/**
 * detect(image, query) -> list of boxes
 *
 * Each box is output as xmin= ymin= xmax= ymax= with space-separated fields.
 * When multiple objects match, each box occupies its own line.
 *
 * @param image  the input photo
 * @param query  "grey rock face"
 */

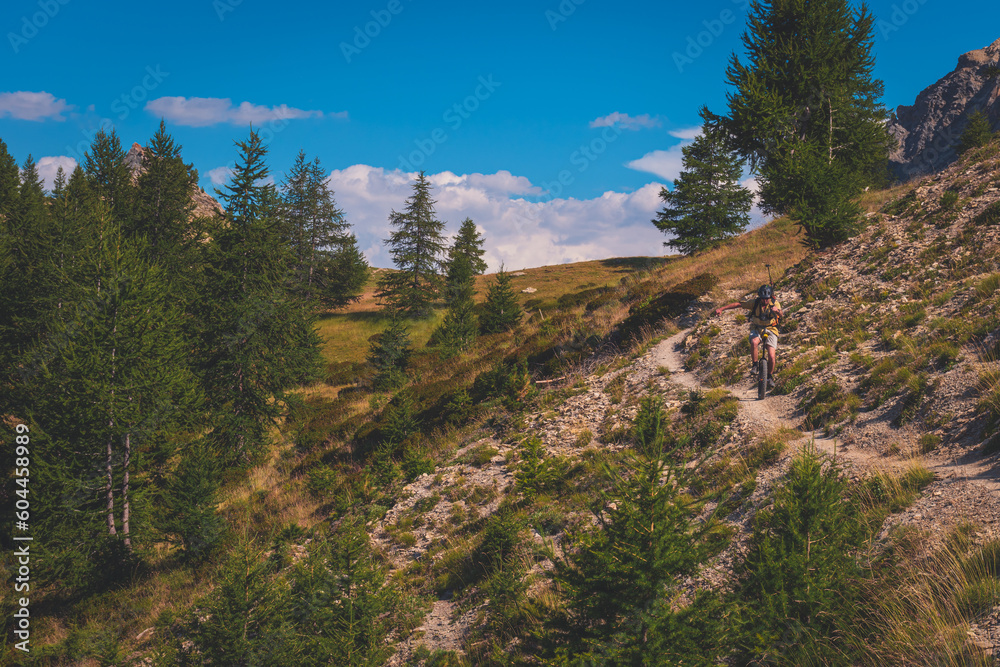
xmin=887 ymin=37 xmax=1000 ymax=180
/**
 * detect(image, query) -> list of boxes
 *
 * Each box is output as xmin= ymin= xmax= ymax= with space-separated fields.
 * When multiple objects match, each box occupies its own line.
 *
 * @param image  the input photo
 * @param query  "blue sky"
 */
xmin=2 ymin=0 xmax=997 ymax=268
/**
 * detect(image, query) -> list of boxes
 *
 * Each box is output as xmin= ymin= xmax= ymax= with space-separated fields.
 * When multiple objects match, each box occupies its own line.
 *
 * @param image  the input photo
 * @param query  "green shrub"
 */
xmin=939 ymin=189 xmax=959 ymax=210
xmin=973 ymin=201 xmax=1000 ymax=226
xmin=918 ymin=433 xmax=942 ymax=453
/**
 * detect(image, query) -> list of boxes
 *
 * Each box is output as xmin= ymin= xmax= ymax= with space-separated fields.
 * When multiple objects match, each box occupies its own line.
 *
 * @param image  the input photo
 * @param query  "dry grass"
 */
xmin=643 ymin=215 xmax=810 ymax=296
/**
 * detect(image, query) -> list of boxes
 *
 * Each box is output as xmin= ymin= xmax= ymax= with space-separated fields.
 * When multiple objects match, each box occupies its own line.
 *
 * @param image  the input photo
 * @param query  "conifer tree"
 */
xmin=200 ymin=130 xmax=320 ymax=465
xmin=83 ymin=127 xmax=135 ymax=226
xmin=187 ymin=538 xmax=295 ymax=664
xmin=367 ymin=313 xmax=412 ymax=391
xmin=279 ymin=151 xmax=368 ymax=308
xmin=447 ymin=217 xmax=488 ymax=276
xmin=0 ymin=155 xmax=56 ymax=382
xmin=134 ymin=120 xmax=197 ymax=262
xmin=712 ymin=0 xmax=892 ymax=246
xmin=435 ymin=254 xmax=478 ymax=355
xmin=653 ymin=127 xmax=753 ymax=255
xmin=0 ymin=138 xmax=18 ymax=221
xmin=957 ymin=110 xmax=996 ymax=155
xmin=550 ymin=412 xmax=718 ymax=662
xmin=480 ymin=267 xmax=522 ymax=334
xmin=30 ymin=216 xmax=200 ymax=584
xmin=286 ymin=519 xmax=404 ymax=665
xmin=375 ymin=171 xmax=447 ymax=317
xmin=733 ymin=446 xmax=861 ymax=663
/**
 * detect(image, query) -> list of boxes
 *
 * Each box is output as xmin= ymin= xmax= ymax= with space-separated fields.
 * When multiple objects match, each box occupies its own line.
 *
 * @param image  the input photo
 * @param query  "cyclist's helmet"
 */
xmin=758 ymin=285 xmax=774 ymax=300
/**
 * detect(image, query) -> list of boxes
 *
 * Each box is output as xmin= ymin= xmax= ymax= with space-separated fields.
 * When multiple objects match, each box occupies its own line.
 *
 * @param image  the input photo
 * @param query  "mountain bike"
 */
xmin=757 ymin=354 xmax=769 ymax=400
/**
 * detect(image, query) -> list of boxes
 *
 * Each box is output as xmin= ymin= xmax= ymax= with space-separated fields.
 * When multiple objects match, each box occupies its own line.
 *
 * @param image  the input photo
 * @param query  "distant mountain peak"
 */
xmin=887 ymin=36 xmax=1000 ymax=180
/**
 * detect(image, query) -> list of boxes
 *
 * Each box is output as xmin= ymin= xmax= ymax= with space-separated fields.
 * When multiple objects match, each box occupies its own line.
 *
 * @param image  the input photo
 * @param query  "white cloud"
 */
xmin=36 ymin=156 xmax=77 ymax=191
xmin=625 ymin=146 xmax=688 ymax=183
xmin=207 ymin=166 xmax=233 ymax=185
xmin=590 ymin=112 xmax=662 ymax=130
xmin=668 ymin=126 xmax=702 ymax=140
xmin=624 ymin=126 xmax=702 ymax=183
xmin=144 ymin=96 xmax=344 ymax=127
xmin=323 ymin=166 xmax=668 ymax=271
xmin=0 ymin=91 xmax=72 ymax=121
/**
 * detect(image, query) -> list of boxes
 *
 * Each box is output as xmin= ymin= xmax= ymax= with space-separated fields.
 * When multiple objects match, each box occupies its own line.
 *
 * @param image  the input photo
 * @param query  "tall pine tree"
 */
xmin=83 ymin=127 xmax=135 ymax=226
xmin=712 ymin=0 xmax=892 ymax=245
xmin=279 ymin=151 xmax=368 ymax=308
xmin=31 ymin=215 xmax=200 ymax=586
xmin=375 ymin=171 xmax=447 ymax=318
xmin=199 ymin=130 xmax=320 ymax=465
xmin=134 ymin=120 xmax=198 ymax=263
xmin=653 ymin=125 xmax=753 ymax=255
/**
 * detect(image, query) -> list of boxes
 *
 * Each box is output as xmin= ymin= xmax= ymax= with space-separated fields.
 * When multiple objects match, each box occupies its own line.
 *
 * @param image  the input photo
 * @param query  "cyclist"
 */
xmin=714 ymin=285 xmax=783 ymax=387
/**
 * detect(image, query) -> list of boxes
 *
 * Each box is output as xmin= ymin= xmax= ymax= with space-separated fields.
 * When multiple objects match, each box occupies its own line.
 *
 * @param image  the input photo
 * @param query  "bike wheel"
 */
xmin=758 ymin=356 xmax=768 ymax=400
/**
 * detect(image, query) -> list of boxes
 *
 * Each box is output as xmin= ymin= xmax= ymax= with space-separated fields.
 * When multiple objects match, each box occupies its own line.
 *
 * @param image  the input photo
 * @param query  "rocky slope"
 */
xmin=377 ymin=140 xmax=1000 ymax=662
xmin=124 ymin=142 xmax=223 ymax=218
xmin=887 ymin=36 xmax=1000 ymax=180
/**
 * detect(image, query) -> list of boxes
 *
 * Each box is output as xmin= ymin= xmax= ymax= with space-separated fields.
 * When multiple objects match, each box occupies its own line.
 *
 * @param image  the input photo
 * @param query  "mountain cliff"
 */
xmin=887 ymin=37 xmax=1000 ymax=180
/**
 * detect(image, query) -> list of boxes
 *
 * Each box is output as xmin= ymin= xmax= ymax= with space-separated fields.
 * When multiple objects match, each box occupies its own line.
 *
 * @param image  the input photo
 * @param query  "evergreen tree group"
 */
xmin=0 ymin=124 xmax=366 ymax=590
xmin=708 ymin=0 xmax=893 ymax=246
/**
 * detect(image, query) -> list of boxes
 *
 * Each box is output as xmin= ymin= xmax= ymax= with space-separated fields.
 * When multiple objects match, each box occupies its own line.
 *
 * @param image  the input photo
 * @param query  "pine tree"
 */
xmin=134 ymin=120 xmax=197 ymax=261
xmin=958 ymin=110 xmax=996 ymax=155
xmin=713 ymin=0 xmax=892 ymax=246
xmin=375 ymin=171 xmax=447 ymax=317
xmin=286 ymin=519 xmax=403 ymax=666
xmin=30 ymin=217 xmax=200 ymax=585
xmin=187 ymin=538 xmax=295 ymax=665
xmin=0 ymin=155 xmax=56 ymax=384
xmin=319 ymin=232 xmax=369 ymax=309
xmin=367 ymin=314 xmax=412 ymax=391
xmin=733 ymin=446 xmax=862 ymax=663
xmin=653 ymin=126 xmax=753 ymax=255
xmin=435 ymin=254 xmax=478 ymax=355
xmin=199 ymin=130 xmax=320 ymax=465
xmin=447 ymin=217 xmax=488 ymax=276
xmin=0 ymin=138 xmax=19 ymax=221
xmin=550 ymin=411 xmax=718 ymax=662
xmin=160 ymin=443 xmax=225 ymax=562
xmin=83 ymin=127 xmax=135 ymax=226
xmin=480 ymin=267 xmax=522 ymax=334
xmin=279 ymin=151 xmax=368 ymax=308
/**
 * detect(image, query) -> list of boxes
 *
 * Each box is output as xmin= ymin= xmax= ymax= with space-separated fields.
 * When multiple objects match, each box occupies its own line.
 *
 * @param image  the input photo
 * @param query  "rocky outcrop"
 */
xmin=887 ymin=36 xmax=1000 ymax=180
xmin=123 ymin=142 xmax=223 ymax=219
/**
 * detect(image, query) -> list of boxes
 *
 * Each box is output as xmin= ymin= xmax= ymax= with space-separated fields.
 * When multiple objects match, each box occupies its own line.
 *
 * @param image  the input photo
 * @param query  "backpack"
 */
xmin=749 ymin=295 xmax=780 ymax=328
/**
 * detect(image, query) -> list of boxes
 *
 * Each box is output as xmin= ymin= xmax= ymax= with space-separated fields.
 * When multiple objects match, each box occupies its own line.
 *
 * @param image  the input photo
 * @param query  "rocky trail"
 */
xmin=386 ymin=312 xmax=1000 ymax=660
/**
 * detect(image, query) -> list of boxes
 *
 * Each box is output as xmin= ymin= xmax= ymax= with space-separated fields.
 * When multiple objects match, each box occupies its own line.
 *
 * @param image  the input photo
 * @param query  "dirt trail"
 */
xmin=652 ymin=328 xmax=1000 ymax=541
xmin=651 ymin=328 xmax=867 ymax=466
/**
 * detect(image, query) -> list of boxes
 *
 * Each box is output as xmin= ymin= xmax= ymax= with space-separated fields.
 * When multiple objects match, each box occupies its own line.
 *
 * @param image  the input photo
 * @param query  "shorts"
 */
xmin=749 ymin=326 xmax=778 ymax=349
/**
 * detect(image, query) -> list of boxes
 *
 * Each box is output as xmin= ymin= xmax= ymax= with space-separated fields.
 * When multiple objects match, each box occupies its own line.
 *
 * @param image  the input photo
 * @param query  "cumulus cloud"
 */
xmin=36 ymin=156 xmax=78 ymax=190
xmin=144 ymin=96 xmax=344 ymax=127
xmin=624 ymin=126 xmax=702 ymax=182
xmin=207 ymin=166 xmax=234 ymax=186
xmin=590 ymin=112 xmax=662 ymax=130
xmin=0 ymin=91 xmax=72 ymax=121
xmin=323 ymin=166 xmax=668 ymax=270
xmin=625 ymin=146 xmax=688 ymax=183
